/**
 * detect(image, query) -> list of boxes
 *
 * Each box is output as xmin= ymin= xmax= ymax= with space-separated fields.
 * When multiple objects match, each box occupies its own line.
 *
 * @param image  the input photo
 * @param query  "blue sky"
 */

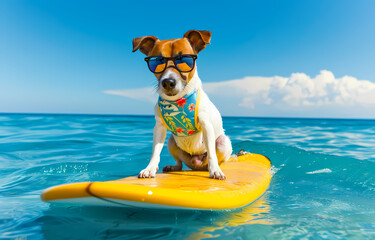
xmin=1 ymin=0 xmax=375 ymax=118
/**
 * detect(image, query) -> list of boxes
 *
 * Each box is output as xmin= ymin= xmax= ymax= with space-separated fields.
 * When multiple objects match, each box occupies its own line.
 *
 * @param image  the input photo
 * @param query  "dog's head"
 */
xmin=132 ymin=30 xmax=211 ymax=98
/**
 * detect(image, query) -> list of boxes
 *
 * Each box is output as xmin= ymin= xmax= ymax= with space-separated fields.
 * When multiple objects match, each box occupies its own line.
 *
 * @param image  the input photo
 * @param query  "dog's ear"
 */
xmin=183 ymin=30 xmax=211 ymax=54
xmin=132 ymin=36 xmax=159 ymax=55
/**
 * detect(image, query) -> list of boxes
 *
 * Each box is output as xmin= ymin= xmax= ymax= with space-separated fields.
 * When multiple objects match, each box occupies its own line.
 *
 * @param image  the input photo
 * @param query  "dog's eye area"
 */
xmin=149 ymin=57 xmax=165 ymax=63
xmin=175 ymin=56 xmax=194 ymax=72
xmin=148 ymin=57 xmax=166 ymax=73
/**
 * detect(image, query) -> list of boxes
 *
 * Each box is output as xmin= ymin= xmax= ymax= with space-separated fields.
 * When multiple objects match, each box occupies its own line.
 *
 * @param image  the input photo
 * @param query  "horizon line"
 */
xmin=1 ymin=112 xmax=375 ymax=121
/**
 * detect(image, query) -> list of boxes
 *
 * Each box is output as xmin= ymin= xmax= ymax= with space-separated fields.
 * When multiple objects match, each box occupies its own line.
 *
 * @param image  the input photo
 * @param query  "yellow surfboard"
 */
xmin=41 ymin=153 xmax=272 ymax=210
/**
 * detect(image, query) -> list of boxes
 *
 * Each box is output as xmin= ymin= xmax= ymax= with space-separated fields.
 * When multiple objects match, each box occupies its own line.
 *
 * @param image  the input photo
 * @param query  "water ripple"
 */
xmin=0 ymin=114 xmax=375 ymax=239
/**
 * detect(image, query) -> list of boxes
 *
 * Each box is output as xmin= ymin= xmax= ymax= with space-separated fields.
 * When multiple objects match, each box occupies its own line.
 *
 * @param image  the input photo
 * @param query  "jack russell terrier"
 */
xmin=132 ymin=30 xmax=232 ymax=180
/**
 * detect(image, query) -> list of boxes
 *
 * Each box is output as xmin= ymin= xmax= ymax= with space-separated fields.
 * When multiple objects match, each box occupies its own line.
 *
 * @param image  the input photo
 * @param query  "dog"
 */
xmin=132 ymin=30 xmax=232 ymax=180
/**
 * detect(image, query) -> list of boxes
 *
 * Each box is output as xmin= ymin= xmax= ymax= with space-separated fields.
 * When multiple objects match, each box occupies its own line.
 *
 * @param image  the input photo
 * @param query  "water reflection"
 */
xmin=40 ymin=194 xmax=274 ymax=240
xmin=187 ymin=195 xmax=275 ymax=239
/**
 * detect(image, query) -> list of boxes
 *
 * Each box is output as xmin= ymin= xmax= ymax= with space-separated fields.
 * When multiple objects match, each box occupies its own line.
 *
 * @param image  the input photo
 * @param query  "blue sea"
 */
xmin=1 ymin=113 xmax=375 ymax=239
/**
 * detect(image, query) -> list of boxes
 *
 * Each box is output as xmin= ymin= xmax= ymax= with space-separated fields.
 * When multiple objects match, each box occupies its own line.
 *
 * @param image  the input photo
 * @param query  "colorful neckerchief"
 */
xmin=158 ymin=88 xmax=201 ymax=136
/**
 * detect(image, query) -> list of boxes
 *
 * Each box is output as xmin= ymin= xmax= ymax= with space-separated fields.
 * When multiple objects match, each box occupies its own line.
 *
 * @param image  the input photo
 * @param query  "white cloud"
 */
xmin=103 ymin=87 xmax=156 ymax=103
xmin=103 ymin=70 xmax=375 ymax=118
xmin=204 ymin=70 xmax=375 ymax=108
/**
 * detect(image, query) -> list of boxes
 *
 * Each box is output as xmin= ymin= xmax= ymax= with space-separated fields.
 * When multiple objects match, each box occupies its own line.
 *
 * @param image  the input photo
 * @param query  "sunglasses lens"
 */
xmin=175 ymin=56 xmax=194 ymax=72
xmin=148 ymin=57 xmax=166 ymax=73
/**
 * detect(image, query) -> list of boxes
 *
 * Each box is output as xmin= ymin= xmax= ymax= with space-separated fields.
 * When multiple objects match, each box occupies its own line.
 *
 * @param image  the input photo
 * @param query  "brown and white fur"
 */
xmin=133 ymin=30 xmax=232 ymax=180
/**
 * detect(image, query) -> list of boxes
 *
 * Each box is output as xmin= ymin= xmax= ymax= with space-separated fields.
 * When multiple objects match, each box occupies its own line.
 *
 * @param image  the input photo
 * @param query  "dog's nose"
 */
xmin=161 ymin=78 xmax=176 ymax=90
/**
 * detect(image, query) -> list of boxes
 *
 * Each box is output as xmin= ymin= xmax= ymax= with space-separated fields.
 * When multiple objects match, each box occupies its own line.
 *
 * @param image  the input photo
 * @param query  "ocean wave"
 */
xmin=1 ymin=114 xmax=375 ymax=239
xmin=306 ymin=168 xmax=332 ymax=174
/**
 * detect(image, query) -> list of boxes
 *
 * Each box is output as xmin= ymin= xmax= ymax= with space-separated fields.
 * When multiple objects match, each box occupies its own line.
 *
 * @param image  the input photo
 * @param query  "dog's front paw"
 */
xmin=209 ymin=166 xmax=226 ymax=180
xmin=138 ymin=166 xmax=158 ymax=178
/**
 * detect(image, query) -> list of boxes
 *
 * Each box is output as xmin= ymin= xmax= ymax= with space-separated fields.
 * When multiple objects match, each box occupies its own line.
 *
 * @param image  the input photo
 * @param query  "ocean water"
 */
xmin=1 ymin=113 xmax=375 ymax=239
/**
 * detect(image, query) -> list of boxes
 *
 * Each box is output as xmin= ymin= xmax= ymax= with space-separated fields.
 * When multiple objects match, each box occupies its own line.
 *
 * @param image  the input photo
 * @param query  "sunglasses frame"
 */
xmin=144 ymin=54 xmax=198 ymax=73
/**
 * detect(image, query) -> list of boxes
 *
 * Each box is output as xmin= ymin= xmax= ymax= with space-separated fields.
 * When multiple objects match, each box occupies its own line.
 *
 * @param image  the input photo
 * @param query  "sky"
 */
xmin=1 ymin=0 xmax=375 ymax=118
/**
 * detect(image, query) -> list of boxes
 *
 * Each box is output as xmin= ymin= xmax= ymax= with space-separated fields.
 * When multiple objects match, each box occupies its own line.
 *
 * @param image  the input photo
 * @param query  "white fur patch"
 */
xmin=159 ymin=69 xmax=201 ymax=101
xmin=174 ymin=131 xmax=206 ymax=155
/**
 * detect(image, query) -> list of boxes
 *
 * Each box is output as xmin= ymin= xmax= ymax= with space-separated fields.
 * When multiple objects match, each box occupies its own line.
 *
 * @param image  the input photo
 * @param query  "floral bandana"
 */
xmin=158 ymin=88 xmax=201 ymax=136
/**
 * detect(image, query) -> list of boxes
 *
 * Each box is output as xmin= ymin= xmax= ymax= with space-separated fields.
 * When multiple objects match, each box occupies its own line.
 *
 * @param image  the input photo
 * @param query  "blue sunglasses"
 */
xmin=145 ymin=54 xmax=197 ymax=73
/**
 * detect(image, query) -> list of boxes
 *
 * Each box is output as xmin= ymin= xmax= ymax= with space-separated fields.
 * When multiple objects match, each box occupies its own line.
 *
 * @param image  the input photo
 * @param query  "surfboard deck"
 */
xmin=41 ymin=153 xmax=272 ymax=210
